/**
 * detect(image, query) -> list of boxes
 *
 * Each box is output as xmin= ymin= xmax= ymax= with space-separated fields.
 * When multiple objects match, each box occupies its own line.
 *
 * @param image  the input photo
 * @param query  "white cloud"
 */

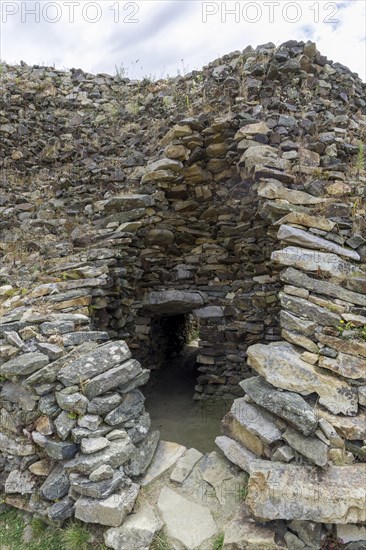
xmin=0 ymin=0 xmax=365 ymax=80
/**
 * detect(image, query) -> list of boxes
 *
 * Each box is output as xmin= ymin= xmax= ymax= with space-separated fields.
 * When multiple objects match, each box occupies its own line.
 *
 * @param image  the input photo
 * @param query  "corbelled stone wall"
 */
xmin=1 ymin=40 xmax=366 ymax=548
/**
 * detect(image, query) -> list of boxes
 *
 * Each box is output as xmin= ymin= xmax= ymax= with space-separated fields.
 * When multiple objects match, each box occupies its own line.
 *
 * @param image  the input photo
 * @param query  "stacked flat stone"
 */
xmin=217 ymin=143 xmax=366 ymax=545
xmin=0 ymin=302 xmax=156 ymax=525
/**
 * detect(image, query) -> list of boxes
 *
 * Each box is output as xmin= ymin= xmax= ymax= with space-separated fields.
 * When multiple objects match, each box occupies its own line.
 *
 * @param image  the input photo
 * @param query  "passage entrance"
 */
xmin=143 ymin=313 xmax=232 ymax=453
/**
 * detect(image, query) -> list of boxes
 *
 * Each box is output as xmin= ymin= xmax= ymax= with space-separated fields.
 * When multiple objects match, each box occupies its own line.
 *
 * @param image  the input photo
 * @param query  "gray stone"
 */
xmin=223 ymin=505 xmax=280 ymax=550
xmin=272 ymin=445 xmax=295 ymax=463
xmin=272 ymin=247 xmax=362 ymax=280
xmin=240 ymin=377 xmax=318 ymax=436
xmin=55 ymin=391 xmax=89 ymax=415
xmin=281 ymin=329 xmax=318 ymax=353
xmin=289 ymin=520 xmax=323 ymax=549
xmin=246 ymin=462 xmax=366 ymax=523
xmin=140 ymin=441 xmax=186 ymax=486
xmin=1 ymin=381 xmax=38 ymax=410
xmin=84 ymin=359 xmax=142 ymax=400
xmin=72 ymin=425 xmax=113 ymax=443
xmin=280 ymin=310 xmax=317 ymax=336
xmin=284 ymin=531 xmax=306 ymax=549
xmin=87 ymin=393 xmax=122 ymax=415
xmin=57 ymin=341 xmax=131 ymax=386
xmin=71 ymin=470 xmax=126 ymax=499
xmin=40 ymin=321 xmax=75 ymax=335
xmin=89 ymin=465 xmax=114 ymax=482
xmin=54 ymin=410 xmax=76 ymax=440
xmin=117 ymin=369 xmax=150 ymax=393
xmin=277 ymin=224 xmax=360 ymax=260
xmin=104 ymin=501 xmax=163 ymax=550
xmin=336 ymin=524 xmax=366 ymax=544
xmin=318 ymin=353 xmax=365 ymax=380
xmin=40 ymin=464 xmax=70 ymax=501
xmin=124 ymin=412 xmax=151 ymax=444
xmin=4 ymin=331 xmax=24 ymax=349
xmin=81 ymin=437 xmax=110 ymax=454
xmin=62 ymin=331 xmax=109 ymax=347
xmin=38 ymin=393 xmax=59 ymax=415
xmin=32 ymin=431 xmax=79 ymax=460
xmin=279 ymin=292 xmax=340 ymax=327
xmin=201 ymin=451 xmax=249 ymax=517
xmin=104 ymin=194 xmax=155 ymax=212
xmin=47 ymin=497 xmax=74 ymax=522
xmin=143 ymin=290 xmax=204 ymax=315
xmin=281 ymin=267 xmax=366 ymax=306
xmin=170 ymin=447 xmax=203 ymax=483
xmin=74 ymin=483 xmax=139 ymax=527
xmin=145 ymin=229 xmax=175 ymax=247
xmin=65 ymin=436 xmax=136 ymax=474
xmin=24 ymin=342 xmax=100 ymax=386
xmin=258 ymin=179 xmax=323 ymax=205
xmin=283 ymin=427 xmax=328 ymax=467
xmin=37 ymin=343 xmax=63 ymax=360
xmin=0 ymin=352 xmax=49 ymax=376
xmin=227 ymin=398 xmax=283 ymax=444
xmin=77 ymin=414 xmax=101 ymax=431
xmin=124 ymin=429 xmax=160 ymax=477
xmin=5 ymin=470 xmax=36 ymax=494
xmin=157 ymin=486 xmax=218 ymax=549
xmin=105 ymin=390 xmax=145 ymax=426
xmin=215 ymin=435 xmax=260 ymax=474
xmin=193 ymin=306 xmax=224 ymax=318
xmin=246 ymin=342 xmax=357 ymax=416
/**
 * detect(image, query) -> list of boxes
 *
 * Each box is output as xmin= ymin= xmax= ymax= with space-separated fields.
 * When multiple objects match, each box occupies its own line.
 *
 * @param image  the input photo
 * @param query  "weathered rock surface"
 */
xmin=0 ymin=352 xmax=49 ymax=376
xmin=65 ymin=436 xmax=136 ymax=474
xmin=157 ymin=486 xmax=218 ymax=549
xmin=277 ymin=225 xmax=360 ymax=260
xmin=246 ymin=462 xmax=366 ymax=524
xmin=104 ymin=501 xmax=163 ymax=550
xmin=140 ymin=441 xmax=187 ymax=486
xmin=84 ymin=359 xmax=142 ymax=400
xmin=247 ymin=342 xmax=357 ymax=415
xmin=57 ymin=341 xmax=131 ymax=385
xmin=75 ymin=483 xmax=139 ymax=527
xmin=143 ymin=290 xmax=204 ymax=314
xmin=240 ymin=377 xmax=318 ymax=436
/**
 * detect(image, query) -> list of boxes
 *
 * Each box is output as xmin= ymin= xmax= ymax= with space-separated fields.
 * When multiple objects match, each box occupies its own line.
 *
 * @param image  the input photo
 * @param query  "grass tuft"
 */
xmin=61 ymin=521 xmax=92 ymax=550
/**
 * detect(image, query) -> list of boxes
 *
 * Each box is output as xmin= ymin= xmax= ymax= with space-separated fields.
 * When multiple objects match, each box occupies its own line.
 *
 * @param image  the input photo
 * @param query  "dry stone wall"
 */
xmin=1 ymin=39 xmax=366 ymax=548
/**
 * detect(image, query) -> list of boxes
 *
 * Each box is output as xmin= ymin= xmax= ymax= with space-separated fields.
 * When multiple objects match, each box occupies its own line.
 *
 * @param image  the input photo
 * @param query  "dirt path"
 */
xmin=144 ymin=342 xmax=233 ymax=454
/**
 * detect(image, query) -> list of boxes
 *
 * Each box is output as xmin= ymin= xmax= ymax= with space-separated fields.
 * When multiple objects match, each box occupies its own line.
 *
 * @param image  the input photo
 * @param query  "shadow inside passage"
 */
xmin=144 ymin=341 xmax=233 ymax=454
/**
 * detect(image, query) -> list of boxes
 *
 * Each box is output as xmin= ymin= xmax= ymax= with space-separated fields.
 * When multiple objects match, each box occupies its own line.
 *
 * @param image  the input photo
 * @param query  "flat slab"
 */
xmin=140 ymin=441 xmax=186 ymax=486
xmin=157 ymin=486 xmax=218 ymax=549
xmin=104 ymin=501 xmax=162 ymax=550
xmin=75 ymin=483 xmax=139 ymax=527
xmin=246 ymin=341 xmax=357 ymax=416
xmin=143 ymin=290 xmax=204 ymax=315
xmin=246 ymin=461 xmax=366 ymax=524
xmin=223 ymin=504 xmax=282 ymax=549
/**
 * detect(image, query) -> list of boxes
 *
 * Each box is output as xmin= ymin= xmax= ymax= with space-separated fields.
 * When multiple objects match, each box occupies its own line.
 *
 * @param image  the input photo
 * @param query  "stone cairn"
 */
xmin=0 ymin=40 xmax=366 ymax=548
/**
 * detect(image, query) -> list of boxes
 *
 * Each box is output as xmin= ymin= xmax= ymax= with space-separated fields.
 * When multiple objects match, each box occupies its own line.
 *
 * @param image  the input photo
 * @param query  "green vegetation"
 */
xmin=211 ymin=531 xmax=224 ymax=550
xmin=61 ymin=522 xmax=93 ymax=549
xmin=338 ymin=320 xmax=366 ymax=340
xmin=151 ymin=530 xmax=172 ymax=550
xmin=237 ymin=479 xmax=249 ymax=502
xmin=356 ymin=140 xmax=365 ymax=176
xmin=0 ymin=507 xmax=107 ymax=550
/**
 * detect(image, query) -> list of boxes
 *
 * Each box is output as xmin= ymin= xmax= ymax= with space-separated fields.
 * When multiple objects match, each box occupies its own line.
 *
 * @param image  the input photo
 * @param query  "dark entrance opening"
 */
xmin=144 ymin=313 xmax=231 ymax=453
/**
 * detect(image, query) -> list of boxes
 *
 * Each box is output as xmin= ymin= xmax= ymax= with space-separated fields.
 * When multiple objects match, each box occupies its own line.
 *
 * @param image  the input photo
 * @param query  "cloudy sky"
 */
xmin=1 ymin=0 xmax=365 ymax=80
